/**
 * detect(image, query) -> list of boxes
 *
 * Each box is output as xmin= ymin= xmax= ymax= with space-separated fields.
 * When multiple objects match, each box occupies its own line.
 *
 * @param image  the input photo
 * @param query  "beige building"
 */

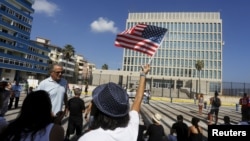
xmin=91 ymin=12 xmax=224 ymax=98
xmin=122 ymin=12 xmax=223 ymax=95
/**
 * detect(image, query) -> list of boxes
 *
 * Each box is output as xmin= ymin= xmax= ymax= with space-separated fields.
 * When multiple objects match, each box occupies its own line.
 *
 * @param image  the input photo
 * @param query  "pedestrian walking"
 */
xmin=198 ymin=94 xmax=204 ymax=115
xmin=8 ymin=81 xmax=22 ymax=109
xmin=36 ymin=63 xmax=68 ymax=118
xmin=0 ymin=90 xmax=65 ymax=141
xmin=208 ymin=91 xmax=221 ymax=125
xmin=65 ymin=85 xmax=85 ymax=140
xmin=78 ymin=64 xmax=150 ymax=141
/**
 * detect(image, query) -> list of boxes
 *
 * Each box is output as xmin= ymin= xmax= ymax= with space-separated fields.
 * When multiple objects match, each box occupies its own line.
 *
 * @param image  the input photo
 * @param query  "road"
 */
xmin=5 ymin=93 xmax=241 ymax=141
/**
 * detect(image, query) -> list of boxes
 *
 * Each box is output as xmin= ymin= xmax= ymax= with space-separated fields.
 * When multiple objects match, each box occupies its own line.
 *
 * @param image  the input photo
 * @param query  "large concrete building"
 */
xmin=93 ymin=12 xmax=223 ymax=97
xmin=126 ymin=12 xmax=223 ymax=94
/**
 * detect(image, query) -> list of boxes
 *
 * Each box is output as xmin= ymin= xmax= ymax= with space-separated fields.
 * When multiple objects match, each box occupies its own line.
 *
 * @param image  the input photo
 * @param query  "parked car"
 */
xmin=127 ymin=88 xmax=137 ymax=98
xmin=127 ymin=89 xmax=150 ymax=99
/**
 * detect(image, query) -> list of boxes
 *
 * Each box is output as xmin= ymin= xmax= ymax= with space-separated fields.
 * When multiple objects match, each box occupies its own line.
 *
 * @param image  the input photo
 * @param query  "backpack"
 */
xmin=213 ymin=97 xmax=221 ymax=107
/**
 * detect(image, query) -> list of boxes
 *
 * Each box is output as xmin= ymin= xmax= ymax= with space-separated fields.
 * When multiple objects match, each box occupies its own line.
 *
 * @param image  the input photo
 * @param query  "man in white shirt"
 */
xmin=36 ymin=63 xmax=68 ymax=118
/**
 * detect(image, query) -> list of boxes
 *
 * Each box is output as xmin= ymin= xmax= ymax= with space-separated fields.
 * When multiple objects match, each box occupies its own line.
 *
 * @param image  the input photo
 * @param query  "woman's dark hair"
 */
xmin=90 ymin=103 xmax=130 ymax=130
xmin=191 ymin=117 xmax=200 ymax=133
xmin=224 ymin=116 xmax=230 ymax=124
xmin=0 ymin=90 xmax=53 ymax=141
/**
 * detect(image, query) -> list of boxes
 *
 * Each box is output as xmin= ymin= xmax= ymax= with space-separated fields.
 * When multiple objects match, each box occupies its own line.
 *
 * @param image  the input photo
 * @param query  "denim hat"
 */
xmin=92 ymin=82 xmax=129 ymax=117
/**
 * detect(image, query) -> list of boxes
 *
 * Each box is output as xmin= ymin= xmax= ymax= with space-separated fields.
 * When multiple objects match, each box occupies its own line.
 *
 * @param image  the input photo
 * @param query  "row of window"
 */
xmin=0 ymin=57 xmax=48 ymax=71
xmin=150 ymin=50 xmax=221 ymax=60
xmin=126 ymin=50 xmax=222 ymax=60
xmin=167 ymin=32 xmax=221 ymax=41
xmin=163 ymin=41 xmax=222 ymax=50
xmin=0 ymin=4 xmax=32 ymax=24
xmin=127 ymin=21 xmax=221 ymax=33
xmin=0 ymin=38 xmax=47 ymax=63
xmin=1 ymin=6 xmax=31 ymax=33
xmin=1 ymin=19 xmax=30 ymax=42
xmin=130 ymin=12 xmax=220 ymax=21
xmin=123 ymin=65 xmax=221 ymax=79
xmin=124 ymin=57 xmax=221 ymax=69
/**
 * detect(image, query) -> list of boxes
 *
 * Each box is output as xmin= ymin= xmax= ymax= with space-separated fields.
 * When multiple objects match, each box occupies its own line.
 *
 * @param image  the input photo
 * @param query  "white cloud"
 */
xmin=32 ymin=0 xmax=60 ymax=17
xmin=90 ymin=17 xmax=118 ymax=34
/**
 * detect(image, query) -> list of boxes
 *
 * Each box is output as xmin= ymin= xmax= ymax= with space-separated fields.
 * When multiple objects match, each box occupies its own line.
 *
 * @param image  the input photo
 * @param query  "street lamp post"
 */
xmin=162 ymin=77 xmax=164 ymax=97
xmin=177 ymin=79 xmax=180 ymax=98
xmin=170 ymin=79 xmax=172 ymax=103
xmin=129 ymin=73 xmax=132 ymax=89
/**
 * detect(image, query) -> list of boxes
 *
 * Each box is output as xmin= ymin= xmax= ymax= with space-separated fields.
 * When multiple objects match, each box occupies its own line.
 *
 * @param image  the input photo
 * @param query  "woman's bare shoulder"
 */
xmin=50 ymin=124 xmax=64 ymax=141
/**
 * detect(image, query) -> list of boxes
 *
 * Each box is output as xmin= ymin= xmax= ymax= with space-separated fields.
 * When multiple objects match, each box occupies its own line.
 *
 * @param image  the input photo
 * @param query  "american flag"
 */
xmin=114 ymin=23 xmax=167 ymax=56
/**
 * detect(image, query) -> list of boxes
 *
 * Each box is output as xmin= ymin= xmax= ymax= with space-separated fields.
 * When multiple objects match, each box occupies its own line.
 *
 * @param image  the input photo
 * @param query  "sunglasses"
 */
xmin=53 ymin=71 xmax=64 ymax=74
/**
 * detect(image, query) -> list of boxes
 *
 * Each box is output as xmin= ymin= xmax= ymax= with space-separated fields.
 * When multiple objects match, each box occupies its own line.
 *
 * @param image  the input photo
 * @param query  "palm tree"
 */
xmin=62 ymin=44 xmax=75 ymax=81
xmin=195 ymin=60 xmax=204 ymax=94
xmin=102 ymin=64 xmax=108 ymax=70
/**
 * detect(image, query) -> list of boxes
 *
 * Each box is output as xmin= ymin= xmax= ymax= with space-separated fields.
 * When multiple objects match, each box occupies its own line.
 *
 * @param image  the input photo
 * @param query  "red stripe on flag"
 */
xmin=114 ymin=23 xmax=167 ymax=56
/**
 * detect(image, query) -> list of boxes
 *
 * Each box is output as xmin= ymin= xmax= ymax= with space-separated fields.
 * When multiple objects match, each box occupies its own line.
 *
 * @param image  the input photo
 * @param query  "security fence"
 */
xmin=222 ymin=82 xmax=250 ymax=96
xmin=91 ymin=72 xmax=250 ymax=98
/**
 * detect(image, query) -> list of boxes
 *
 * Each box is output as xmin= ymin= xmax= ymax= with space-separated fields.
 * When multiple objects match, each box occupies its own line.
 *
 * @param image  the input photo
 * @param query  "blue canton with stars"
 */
xmin=142 ymin=25 xmax=167 ymax=44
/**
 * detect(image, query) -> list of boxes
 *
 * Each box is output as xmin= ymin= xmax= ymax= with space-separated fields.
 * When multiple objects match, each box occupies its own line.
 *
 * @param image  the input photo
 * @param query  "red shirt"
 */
xmin=239 ymin=97 xmax=248 ymax=108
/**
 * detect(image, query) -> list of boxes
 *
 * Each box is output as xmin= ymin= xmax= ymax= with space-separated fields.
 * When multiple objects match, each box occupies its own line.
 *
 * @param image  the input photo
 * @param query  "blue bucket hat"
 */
xmin=92 ymin=82 xmax=129 ymax=117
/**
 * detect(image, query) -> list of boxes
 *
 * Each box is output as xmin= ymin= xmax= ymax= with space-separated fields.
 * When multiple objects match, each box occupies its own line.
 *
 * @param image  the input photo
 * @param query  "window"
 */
xmin=5 ymin=69 xmax=11 ymax=73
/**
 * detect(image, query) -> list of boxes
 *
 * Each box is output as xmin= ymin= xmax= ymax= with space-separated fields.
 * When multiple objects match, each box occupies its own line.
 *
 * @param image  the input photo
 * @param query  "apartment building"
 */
xmin=35 ymin=37 xmax=96 ymax=84
xmin=0 ymin=0 xmax=95 ymax=85
xmin=0 ymin=0 xmax=50 ymax=82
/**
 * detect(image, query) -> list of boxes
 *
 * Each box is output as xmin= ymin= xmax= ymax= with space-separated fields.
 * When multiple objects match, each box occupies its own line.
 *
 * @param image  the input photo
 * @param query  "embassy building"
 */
xmin=121 ymin=12 xmax=223 ymax=96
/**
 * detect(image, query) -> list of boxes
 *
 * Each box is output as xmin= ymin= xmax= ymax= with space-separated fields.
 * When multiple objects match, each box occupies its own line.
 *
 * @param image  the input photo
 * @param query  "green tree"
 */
xmin=195 ymin=60 xmax=204 ymax=94
xmin=62 ymin=44 xmax=75 ymax=81
xmin=102 ymin=64 xmax=108 ymax=70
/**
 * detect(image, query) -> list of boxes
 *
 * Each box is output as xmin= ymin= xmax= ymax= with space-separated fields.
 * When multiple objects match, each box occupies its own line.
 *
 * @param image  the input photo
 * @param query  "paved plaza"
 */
xmin=5 ymin=93 xmax=241 ymax=141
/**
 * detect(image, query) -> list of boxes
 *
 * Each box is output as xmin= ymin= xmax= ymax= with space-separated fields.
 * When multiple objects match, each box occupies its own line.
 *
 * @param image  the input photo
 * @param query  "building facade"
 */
xmin=120 ymin=12 xmax=223 ymax=95
xmin=34 ymin=37 xmax=91 ymax=84
xmin=0 ymin=0 xmax=50 ymax=82
xmin=0 ymin=0 xmax=96 ymax=85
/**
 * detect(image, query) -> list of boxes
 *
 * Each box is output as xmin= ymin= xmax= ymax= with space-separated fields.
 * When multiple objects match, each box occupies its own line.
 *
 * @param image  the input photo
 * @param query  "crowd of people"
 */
xmin=0 ymin=63 xmax=250 ymax=141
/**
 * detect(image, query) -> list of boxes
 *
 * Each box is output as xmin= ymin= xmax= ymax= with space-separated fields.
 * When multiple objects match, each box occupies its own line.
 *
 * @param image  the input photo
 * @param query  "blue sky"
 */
xmin=30 ymin=0 xmax=250 ymax=83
